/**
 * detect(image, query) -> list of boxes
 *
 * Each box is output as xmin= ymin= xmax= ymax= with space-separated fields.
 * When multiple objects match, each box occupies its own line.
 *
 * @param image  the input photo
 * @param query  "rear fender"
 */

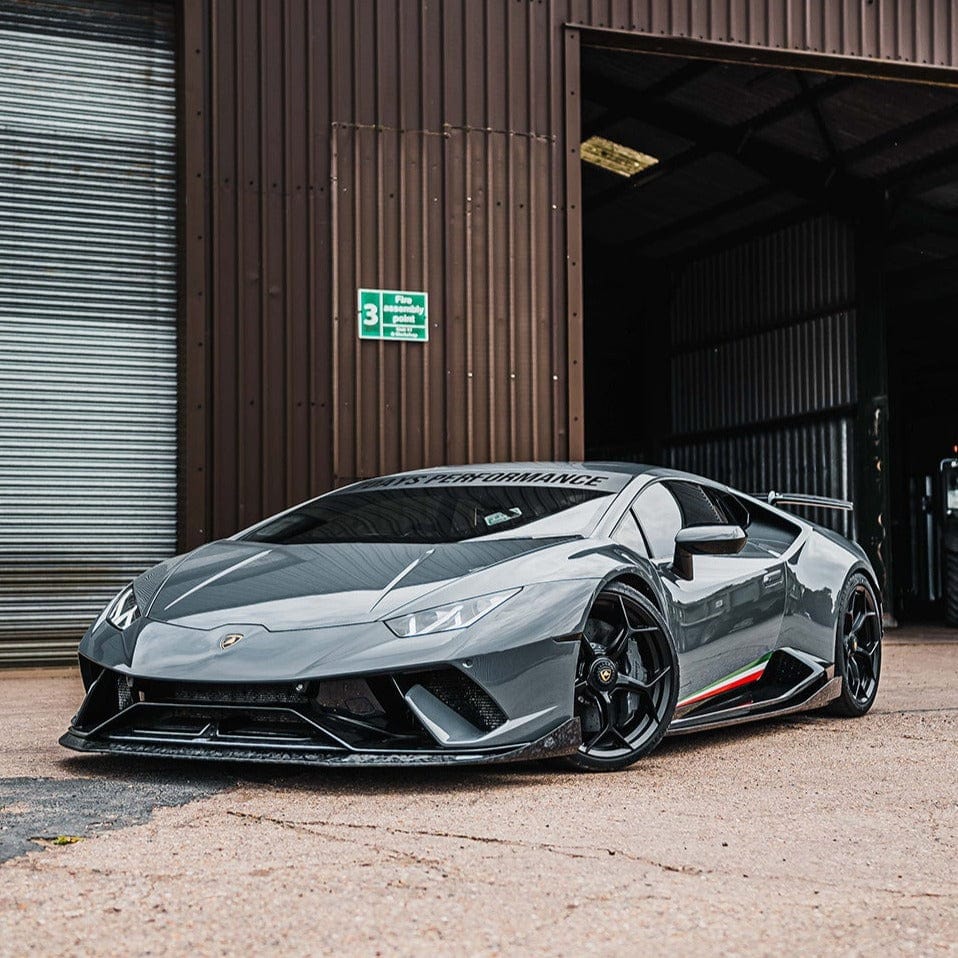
xmin=780 ymin=529 xmax=878 ymax=662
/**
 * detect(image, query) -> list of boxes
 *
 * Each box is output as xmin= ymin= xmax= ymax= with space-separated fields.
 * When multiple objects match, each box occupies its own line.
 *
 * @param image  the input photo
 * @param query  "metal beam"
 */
xmin=611 ymin=73 xmax=851 ymax=251
xmin=581 ymin=68 xmax=876 ymax=221
xmin=855 ymin=222 xmax=894 ymax=611
xmin=887 ymin=250 xmax=958 ymax=283
xmin=795 ymin=71 xmax=841 ymax=164
xmin=614 ymin=183 xmax=782 ymax=251
xmin=665 ymin=404 xmax=856 ymax=446
xmin=883 ymin=141 xmax=958 ymax=198
xmin=584 ymin=144 xmax=709 ymax=211
xmin=585 ymin=73 xmax=856 ymax=215
xmin=659 ymin=203 xmax=812 ymax=264
xmin=582 ymin=60 xmax=714 ymax=140
xmin=842 ymin=100 xmax=958 ymax=168
xmin=888 ymin=200 xmax=958 ymax=240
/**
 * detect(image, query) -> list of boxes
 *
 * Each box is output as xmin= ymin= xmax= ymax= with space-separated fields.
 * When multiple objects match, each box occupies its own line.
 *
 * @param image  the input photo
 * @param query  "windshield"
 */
xmin=244 ymin=485 xmax=613 ymax=544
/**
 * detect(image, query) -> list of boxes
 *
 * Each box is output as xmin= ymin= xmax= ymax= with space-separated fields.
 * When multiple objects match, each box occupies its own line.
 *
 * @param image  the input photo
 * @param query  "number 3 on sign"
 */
xmin=362 ymin=302 xmax=379 ymax=326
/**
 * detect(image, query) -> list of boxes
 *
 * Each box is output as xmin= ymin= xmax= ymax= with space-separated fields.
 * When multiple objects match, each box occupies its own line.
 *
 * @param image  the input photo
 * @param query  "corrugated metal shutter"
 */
xmin=0 ymin=1 xmax=176 ymax=665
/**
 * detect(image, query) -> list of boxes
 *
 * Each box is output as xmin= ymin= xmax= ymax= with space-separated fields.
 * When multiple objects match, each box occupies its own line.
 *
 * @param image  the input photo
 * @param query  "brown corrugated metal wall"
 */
xmin=178 ymin=0 xmax=958 ymax=550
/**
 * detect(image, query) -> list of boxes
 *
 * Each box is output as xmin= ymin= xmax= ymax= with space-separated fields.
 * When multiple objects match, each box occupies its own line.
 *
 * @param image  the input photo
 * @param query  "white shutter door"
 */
xmin=0 ymin=1 xmax=177 ymax=664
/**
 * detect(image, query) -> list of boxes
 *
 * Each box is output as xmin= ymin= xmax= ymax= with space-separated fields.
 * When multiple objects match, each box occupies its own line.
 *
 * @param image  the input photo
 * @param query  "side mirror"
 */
xmin=672 ymin=524 xmax=747 ymax=581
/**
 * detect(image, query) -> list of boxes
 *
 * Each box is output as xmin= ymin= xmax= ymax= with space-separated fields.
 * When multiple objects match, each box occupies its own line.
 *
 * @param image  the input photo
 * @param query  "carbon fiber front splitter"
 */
xmin=59 ymin=717 xmax=581 ymax=768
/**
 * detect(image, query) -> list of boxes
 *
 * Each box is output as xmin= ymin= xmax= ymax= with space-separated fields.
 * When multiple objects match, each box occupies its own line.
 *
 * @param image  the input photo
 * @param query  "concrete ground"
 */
xmin=0 ymin=633 xmax=955 ymax=957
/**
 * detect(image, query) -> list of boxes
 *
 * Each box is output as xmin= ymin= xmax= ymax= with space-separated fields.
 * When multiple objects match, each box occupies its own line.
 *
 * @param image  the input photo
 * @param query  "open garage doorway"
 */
xmin=577 ymin=39 xmax=958 ymax=624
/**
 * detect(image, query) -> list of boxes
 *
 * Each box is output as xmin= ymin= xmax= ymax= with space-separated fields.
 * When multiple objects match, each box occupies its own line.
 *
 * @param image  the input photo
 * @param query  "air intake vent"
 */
xmin=406 ymin=669 xmax=506 ymax=732
xmin=117 ymin=675 xmax=135 ymax=711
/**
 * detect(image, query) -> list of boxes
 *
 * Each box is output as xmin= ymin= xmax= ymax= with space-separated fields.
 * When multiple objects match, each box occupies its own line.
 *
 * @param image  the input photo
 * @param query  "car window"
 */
xmin=612 ymin=511 xmax=649 ymax=557
xmin=244 ymin=484 xmax=613 ymax=544
xmin=667 ymin=481 xmax=726 ymax=526
xmin=632 ymin=483 xmax=683 ymax=559
xmin=733 ymin=498 xmax=799 ymax=559
xmin=702 ymin=488 xmax=799 ymax=559
xmin=704 ymin=488 xmax=752 ymax=529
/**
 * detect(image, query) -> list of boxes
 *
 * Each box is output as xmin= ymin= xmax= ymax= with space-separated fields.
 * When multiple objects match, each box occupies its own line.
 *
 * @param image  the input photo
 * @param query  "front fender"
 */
xmin=566 ymin=545 xmax=673 ymax=635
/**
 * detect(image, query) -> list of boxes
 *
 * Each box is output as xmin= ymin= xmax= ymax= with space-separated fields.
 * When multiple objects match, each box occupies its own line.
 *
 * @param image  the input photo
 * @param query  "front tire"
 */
xmin=565 ymin=582 xmax=679 ymax=772
xmin=827 ymin=572 xmax=882 ymax=717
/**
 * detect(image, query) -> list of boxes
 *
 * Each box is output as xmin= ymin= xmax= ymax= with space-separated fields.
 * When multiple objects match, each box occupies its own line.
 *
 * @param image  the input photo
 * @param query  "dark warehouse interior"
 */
xmin=579 ymin=44 xmax=958 ymax=622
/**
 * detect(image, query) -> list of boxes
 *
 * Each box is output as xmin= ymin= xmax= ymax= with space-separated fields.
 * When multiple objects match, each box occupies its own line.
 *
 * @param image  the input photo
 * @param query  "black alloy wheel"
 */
xmin=828 ymin=572 xmax=882 ymax=717
xmin=566 ymin=582 xmax=678 ymax=772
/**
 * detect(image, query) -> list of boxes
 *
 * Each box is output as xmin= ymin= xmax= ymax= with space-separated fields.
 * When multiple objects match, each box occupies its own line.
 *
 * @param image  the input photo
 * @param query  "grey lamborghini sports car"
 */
xmin=61 ymin=463 xmax=883 ymax=771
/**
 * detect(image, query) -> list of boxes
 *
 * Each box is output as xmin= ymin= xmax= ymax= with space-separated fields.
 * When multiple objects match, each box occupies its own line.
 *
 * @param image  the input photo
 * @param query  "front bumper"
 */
xmin=59 ymin=717 xmax=581 ymax=767
xmin=60 ymin=661 xmax=581 ymax=768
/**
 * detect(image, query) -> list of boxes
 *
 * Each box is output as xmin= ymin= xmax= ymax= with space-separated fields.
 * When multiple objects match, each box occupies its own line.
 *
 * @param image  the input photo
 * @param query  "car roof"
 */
xmin=382 ymin=461 xmax=659 ymax=477
xmin=397 ymin=461 xmax=720 ymax=484
xmin=345 ymin=461 xmax=725 ymax=488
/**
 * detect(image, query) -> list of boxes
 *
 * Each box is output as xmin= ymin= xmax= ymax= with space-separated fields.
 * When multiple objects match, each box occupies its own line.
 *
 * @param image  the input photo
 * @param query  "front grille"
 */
xmin=127 ymin=707 xmax=319 ymax=741
xmin=146 ymin=682 xmax=310 ymax=707
xmin=405 ymin=669 xmax=507 ymax=732
xmin=134 ymin=677 xmax=426 ymax=749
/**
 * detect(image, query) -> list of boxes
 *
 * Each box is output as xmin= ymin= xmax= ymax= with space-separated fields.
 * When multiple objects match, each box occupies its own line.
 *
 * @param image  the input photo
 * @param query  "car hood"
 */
xmin=143 ymin=537 xmax=574 ymax=631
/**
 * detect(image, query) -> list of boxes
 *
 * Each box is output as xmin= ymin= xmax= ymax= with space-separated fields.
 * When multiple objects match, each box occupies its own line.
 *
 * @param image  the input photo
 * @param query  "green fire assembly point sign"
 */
xmin=358 ymin=288 xmax=429 ymax=342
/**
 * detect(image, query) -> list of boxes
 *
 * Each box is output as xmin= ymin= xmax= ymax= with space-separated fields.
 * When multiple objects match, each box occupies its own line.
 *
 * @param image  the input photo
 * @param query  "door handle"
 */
xmin=763 ymin=569 xmax=784 ymax=588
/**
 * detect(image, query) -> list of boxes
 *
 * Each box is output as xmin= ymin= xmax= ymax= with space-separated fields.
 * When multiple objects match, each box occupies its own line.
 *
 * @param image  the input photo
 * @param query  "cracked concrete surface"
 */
xmin=0 ymin=774 xmax=233 ymax=862
xmin=0 ymin=639 xmax=955 ymax=956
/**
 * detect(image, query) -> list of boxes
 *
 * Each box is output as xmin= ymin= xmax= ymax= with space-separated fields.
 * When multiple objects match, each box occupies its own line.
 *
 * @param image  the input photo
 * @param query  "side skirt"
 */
xmin=667 ymin=648 xmax=843 ymax=736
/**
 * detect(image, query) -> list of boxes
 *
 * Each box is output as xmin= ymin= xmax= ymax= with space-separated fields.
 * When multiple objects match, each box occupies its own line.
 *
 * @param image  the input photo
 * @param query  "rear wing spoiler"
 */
xmin=758 ymin=491 xmax=853 ymax=512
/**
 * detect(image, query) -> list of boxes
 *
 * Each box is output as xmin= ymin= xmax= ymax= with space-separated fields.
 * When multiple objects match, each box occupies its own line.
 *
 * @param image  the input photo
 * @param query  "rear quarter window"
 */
xmin=708 ymin=490 xmax=800 ymax=559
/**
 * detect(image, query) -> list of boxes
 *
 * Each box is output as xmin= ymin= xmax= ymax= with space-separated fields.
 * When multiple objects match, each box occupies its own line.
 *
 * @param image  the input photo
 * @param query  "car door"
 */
xmin=630 ymin=479 xmax=787 ymax=703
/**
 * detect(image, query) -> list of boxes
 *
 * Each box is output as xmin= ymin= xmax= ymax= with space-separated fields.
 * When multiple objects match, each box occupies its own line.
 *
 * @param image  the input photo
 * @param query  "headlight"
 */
xmin=385 ymin=588 xmax=520 ymax=638
xmin=106 ymin=584 xmax=140 ymax=630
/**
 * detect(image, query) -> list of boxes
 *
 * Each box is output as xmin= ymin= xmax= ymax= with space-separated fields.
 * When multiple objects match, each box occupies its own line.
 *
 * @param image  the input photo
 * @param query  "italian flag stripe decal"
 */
xmin=677 ymin=651 xmax=773 ymax=709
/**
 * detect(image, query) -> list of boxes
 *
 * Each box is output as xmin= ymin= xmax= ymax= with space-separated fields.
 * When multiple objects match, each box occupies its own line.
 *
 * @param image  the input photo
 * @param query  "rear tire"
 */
xmin=827 ymin=572 xmax=882 ymax=717
xmin=565 ymin=582 xmax=679 ymax=772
